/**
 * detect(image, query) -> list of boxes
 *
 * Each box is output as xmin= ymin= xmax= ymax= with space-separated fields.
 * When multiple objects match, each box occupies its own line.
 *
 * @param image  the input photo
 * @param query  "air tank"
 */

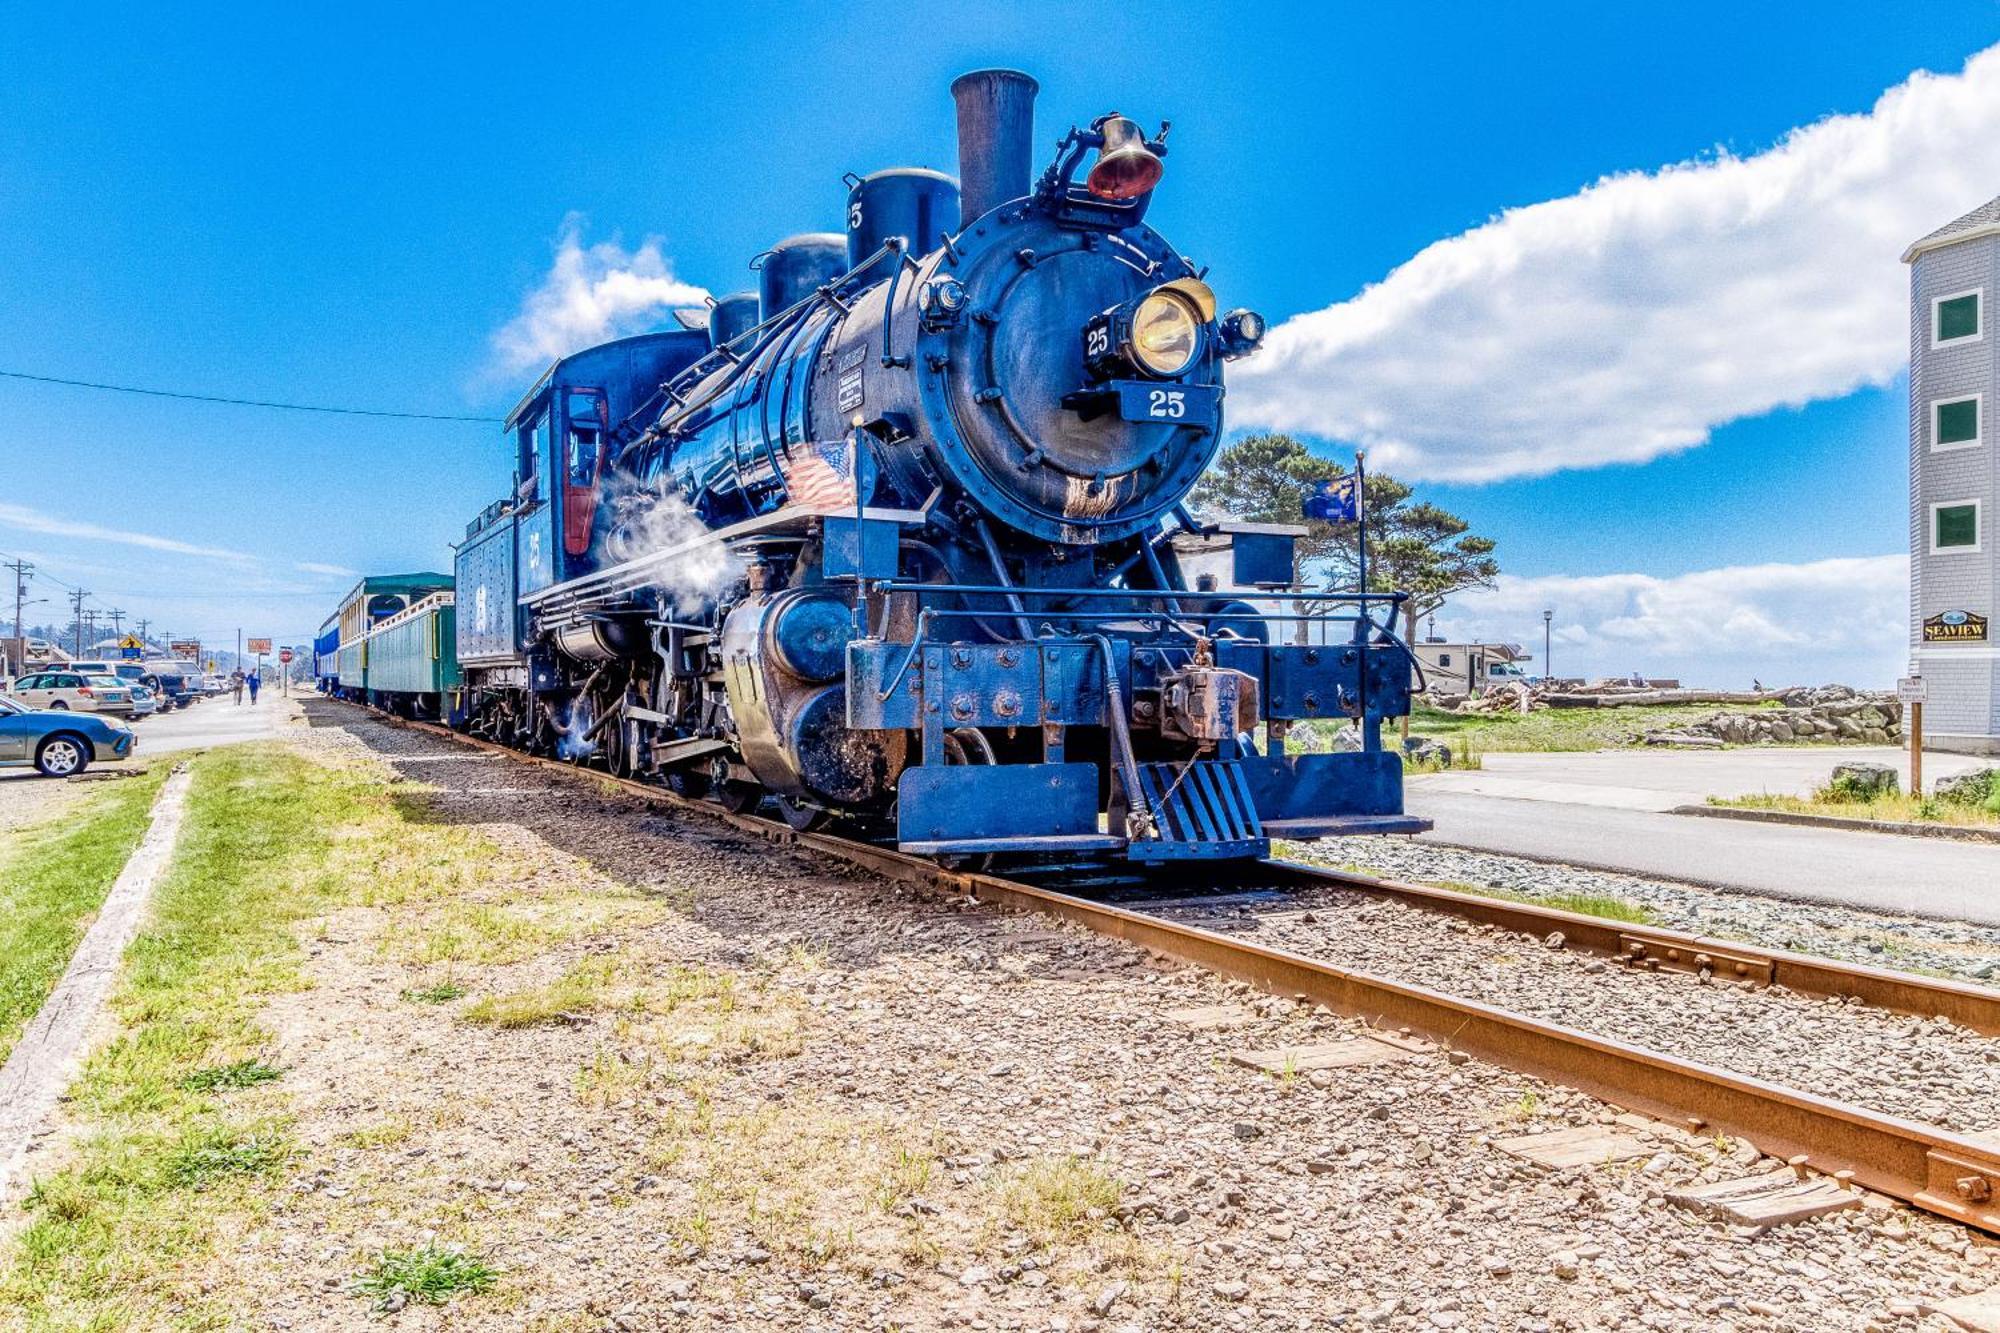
xmin=951 ymin=69 xmax=1038 ymax=226
xmin=846 ymin=168 xmax=960 ymax=270
xmin=755 ymin=234 xmax=848 ymax=323
xmin=707 ymin=291 xmax=760 ymax=350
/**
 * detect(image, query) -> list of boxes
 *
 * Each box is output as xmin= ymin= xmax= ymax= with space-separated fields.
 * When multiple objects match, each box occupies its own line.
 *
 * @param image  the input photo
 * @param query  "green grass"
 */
xmin=0 ymin=745 xmax=457 ymax=1327
xmin=350 ymin=1245 xmax=498 ymax=1311
xmin=995 ymin=1155 xmax=1123 ymax=1245
xmin=1715 ymin=788 xmax=2000 ymax=829
xmin=400 ymin=980 xmax=468 ymax=1004
xmin=461 ymin=957 xmax=618 ymax=1028
xmin=1366 ymin=872 xmax=1661 ymax=926
xmin=0 ymin=762 xmax=172 ymax=1064
xmin=177 ymin=1058 xmax=283 ymax=1091
xmin=1402 ymin=699 xmax=1794 ymax=755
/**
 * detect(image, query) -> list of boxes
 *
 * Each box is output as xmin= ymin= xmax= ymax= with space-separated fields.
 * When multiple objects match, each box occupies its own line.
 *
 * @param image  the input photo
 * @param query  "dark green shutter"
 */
xmin=1937 ymin=504 xmax=1979 ymax=548
xmin=1938 ymin=293 xmax=1980 ymax=342
xmin=1937 ymin=397 xmax=1980 ymax=445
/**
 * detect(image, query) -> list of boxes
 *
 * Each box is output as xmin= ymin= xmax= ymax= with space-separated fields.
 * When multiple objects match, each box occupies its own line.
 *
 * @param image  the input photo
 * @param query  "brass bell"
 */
xmin=1086 ymin=115 xmax=1163 ymax=201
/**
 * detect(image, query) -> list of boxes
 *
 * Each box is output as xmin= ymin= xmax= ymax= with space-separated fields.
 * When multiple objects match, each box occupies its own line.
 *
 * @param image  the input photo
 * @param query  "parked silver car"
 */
xmin=5 ymin=670 xmax=137 ymax=715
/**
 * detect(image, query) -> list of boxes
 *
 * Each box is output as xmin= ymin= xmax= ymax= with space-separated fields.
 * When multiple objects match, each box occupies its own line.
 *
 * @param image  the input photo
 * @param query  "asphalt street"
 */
xmin=1406 ymin=786 xmax=2000 ymax=926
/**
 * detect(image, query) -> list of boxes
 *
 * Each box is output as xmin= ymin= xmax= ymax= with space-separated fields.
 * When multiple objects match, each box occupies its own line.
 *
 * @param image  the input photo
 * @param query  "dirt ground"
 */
xmin=56 ymin=704 xmax=1999 ymax=1332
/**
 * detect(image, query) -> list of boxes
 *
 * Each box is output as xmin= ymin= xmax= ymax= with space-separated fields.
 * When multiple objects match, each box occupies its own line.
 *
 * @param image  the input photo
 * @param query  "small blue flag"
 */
xmin=1303 ymin=475 xmax=1359 ymax=523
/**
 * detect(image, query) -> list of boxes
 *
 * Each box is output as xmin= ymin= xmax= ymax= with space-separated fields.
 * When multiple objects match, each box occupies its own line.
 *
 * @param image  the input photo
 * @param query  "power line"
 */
xmin=0 ymin=368 xmax=502 ymax=423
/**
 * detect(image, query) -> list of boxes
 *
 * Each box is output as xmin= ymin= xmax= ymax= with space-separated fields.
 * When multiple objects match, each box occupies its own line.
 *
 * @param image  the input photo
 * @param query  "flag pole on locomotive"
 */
xmin=1303 ymin=454 xmax=1378 ymax=746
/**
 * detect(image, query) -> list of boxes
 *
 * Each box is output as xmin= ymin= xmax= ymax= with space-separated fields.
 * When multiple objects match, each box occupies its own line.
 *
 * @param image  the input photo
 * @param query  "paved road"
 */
xmin=0 ymin=690 xmax=299 ymax=792
xmin=1405 ymin=788 xmax=2000 ymax=926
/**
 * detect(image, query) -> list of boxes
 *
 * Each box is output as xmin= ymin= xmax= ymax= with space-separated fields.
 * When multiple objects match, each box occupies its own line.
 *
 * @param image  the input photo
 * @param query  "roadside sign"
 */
xmin=170 ymin=639 xmax=200 ymax=660
xmin=119 ymin=633 xmax=143 ymax=659
xmin=279 ymin=648 xmax=294 ymax=664
xmin=1897 ymin=676 xmax=1927 ymax=704
xmin=205 ymin=659 xmax=216 ymax=672
xmin=247 ymin=637 xmax=272 ymax=655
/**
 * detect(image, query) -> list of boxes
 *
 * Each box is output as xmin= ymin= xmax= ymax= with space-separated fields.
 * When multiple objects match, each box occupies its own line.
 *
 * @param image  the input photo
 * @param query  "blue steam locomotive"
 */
xmin=443 ymin=69 xmax=1427 ymax=863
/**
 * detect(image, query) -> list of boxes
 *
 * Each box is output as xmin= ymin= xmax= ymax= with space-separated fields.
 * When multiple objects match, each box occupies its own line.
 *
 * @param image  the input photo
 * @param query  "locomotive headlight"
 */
xmin=1130 ymin=290 xmax=1203 ymax=377
xmin=1217 ymin=308 xmax=1267 ymax=360
xmin=1081 ymin=278 xmax=1218 ymax=382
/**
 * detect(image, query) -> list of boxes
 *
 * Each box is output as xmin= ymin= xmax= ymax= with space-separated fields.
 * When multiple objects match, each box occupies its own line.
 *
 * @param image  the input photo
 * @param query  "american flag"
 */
xmin=780 ymin=438 xmax=857 ymax=510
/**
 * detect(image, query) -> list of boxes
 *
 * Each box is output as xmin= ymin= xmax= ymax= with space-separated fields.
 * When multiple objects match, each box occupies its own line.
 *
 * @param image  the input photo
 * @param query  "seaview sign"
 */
xmin=1923 ymin=609 xmax=1990 ymax=643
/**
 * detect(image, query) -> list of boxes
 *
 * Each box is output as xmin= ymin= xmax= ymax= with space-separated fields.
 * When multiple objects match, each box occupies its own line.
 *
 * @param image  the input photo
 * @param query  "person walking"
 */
xmin=246 ymin=671 xmax=261 ymax=705
xmin=230 ymin=669 xmax=245 ymax=705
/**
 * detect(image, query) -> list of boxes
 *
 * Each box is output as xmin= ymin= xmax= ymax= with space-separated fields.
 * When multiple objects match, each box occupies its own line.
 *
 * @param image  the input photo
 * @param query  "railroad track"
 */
xmin=360 ymin=704 xmax=2000 ymax=1239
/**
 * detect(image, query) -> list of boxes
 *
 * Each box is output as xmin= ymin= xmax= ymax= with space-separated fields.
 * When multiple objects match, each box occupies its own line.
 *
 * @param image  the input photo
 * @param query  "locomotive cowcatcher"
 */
xmin=448 ymin=69 xmax=1429 ymax=863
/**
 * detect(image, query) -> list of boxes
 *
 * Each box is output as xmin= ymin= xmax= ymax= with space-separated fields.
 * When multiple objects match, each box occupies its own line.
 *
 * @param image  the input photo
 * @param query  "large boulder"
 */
xmin=1934 ymin=768 xmax=1999 ymax=806
xmin=1402 ymin=736 xmax=1453 ymax=768
xmin=1827 ymin=762 xmax=1898 ymax=801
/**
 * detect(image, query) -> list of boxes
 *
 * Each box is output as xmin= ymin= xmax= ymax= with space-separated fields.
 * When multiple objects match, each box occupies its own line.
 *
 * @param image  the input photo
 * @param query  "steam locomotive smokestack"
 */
xmin=951 ymin=69 xmax=1039 ymax=227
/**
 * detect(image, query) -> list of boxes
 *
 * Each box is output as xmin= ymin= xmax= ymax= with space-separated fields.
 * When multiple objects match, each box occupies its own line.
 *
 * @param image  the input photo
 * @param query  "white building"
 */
xmin=1905 ymin=198 xmax=2000 ymax=753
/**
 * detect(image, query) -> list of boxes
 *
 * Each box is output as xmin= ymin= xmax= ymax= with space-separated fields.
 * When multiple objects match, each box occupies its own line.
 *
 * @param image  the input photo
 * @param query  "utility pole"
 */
xmin=1542 ymin=608 xmax=1554 ymax=683
xmin=5 ymin=558 xmax=29 ymax=676
xmin=136 ymin=617 xmax=151 ymax=647
xmin=70 ymin=589 xmax=89 ymax=657
xmin=108 ymin=608 xmax=125 ymax=640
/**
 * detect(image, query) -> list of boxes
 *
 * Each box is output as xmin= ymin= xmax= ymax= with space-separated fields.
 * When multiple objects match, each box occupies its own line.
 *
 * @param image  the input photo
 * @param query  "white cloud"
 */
xmin=1432 ymin=555 xmax=1909 ymax=688
xmin=295 ymin=560 xmax=359 ymax=577
xmin=0 ymin=502 xmax=250 ymax=562
xmin=1232 ymin=46 xmax=2000 ymax=481
xmin=490 ymin=215 xmax=710 ymax=374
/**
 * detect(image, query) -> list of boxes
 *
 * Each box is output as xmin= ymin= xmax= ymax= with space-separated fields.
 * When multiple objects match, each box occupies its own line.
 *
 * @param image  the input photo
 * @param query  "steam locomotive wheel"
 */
xmin=773 ymin=796 xmax=830 ymax=833
xmin=937 ymin=727 xmax=998 ymax=873
xmin=707 ymin=755 xmax=763 ymax=814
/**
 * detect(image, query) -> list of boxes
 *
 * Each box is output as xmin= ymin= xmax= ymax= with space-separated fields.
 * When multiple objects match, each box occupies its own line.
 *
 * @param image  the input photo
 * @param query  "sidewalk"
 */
xmin=1413 ymin=745 xmax=1990 ymax=812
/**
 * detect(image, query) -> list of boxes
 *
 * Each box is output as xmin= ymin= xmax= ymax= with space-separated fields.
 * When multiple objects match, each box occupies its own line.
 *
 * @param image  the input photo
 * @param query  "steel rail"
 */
xmin=360 ymin=707 xmax=2000 ymax=1236
xmin=1251 ymin=860 xmax=2000 ymax=1037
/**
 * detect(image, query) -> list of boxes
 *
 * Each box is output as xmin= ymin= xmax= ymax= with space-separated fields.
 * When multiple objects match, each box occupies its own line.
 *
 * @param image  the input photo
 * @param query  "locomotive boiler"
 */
xmin=448 ymin=69 xmax=1428 ymax=862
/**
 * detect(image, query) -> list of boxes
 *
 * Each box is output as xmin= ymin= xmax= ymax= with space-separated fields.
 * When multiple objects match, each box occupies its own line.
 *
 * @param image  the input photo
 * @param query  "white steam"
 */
xmin=598 ymin=477 xmax=742 ymax=616
xmin=491 ymin=214 xmax=710 ymax=375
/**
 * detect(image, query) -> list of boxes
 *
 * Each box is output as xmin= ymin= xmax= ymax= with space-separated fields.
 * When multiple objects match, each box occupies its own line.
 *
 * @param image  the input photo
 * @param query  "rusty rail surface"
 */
xmin=364 ymin=707 xmax=2000 ymax=1236
xmin=1255 ymin=860 xmax=2000 ymax=1036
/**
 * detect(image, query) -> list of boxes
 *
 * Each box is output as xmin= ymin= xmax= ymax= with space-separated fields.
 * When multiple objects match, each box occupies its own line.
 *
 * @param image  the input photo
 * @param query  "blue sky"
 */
xmin=3 ymin=3 xmax=1997 ymax=681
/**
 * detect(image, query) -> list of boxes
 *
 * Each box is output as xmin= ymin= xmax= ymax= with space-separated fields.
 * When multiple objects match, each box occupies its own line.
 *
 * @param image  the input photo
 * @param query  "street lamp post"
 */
xmin=1542 ymin=608 xmax=1553 ymax=683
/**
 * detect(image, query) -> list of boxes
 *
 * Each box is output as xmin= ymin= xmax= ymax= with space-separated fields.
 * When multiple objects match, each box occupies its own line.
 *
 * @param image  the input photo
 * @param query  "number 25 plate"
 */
xmin=1112 ymin=380 xmax=1221 ymax=426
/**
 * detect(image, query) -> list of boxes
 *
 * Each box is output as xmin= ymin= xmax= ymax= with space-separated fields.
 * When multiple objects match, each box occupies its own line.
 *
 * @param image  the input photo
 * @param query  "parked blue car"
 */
xmin=0 ymin=692 xmax=135 ymax=776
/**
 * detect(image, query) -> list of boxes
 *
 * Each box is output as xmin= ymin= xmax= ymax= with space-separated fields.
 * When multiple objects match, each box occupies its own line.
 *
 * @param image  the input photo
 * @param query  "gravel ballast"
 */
xmin=180 ymin=705 xmax=2000 ymax=1330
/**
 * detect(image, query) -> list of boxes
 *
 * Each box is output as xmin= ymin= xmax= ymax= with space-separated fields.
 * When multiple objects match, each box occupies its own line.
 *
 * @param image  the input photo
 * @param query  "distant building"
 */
xmin=1905 ymin=198 xmax=2000 ymax=754
xmin=1412 ymin=640 xmax=1530 ymax=694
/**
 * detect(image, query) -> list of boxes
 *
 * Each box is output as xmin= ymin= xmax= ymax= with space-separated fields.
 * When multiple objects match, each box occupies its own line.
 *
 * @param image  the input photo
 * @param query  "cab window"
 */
xmin=566 ymin=389 xmax=605 ymax=485
xmin=517 ymin=409 xmax=547 ymax=503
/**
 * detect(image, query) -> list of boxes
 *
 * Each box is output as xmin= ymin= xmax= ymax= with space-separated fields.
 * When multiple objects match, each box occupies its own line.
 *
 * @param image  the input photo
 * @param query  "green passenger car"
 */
xmin=363 ymin=593 xmax=461 ymax=699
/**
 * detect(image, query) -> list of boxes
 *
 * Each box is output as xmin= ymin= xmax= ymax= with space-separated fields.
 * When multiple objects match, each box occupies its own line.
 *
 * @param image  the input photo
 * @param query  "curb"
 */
xmin=0 ymin=763 xmax=195 ymax=1206
xmin=1671 ymin=803 xmax=2000 ymax=846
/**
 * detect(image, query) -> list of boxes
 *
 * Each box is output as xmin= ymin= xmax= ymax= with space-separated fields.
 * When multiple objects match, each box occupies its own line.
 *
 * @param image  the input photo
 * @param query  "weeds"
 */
xmin=178 ymin=1058 xmax=282 ymax=1091
xmin=165 ymin=1128 xmax=289 ymax=1187
xmin=462 ymin=957 xmax=618 ymax=1028
xmin=350 ymin=1245 xmax=498 ymax=1311
xmin=402 ymin=980 xmax=468 ymax=1004
xmin=996 ymin=1155 xmax=1122 ymax=1245
xmin=1428 ymin=879 xmax=1660 ymax=926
